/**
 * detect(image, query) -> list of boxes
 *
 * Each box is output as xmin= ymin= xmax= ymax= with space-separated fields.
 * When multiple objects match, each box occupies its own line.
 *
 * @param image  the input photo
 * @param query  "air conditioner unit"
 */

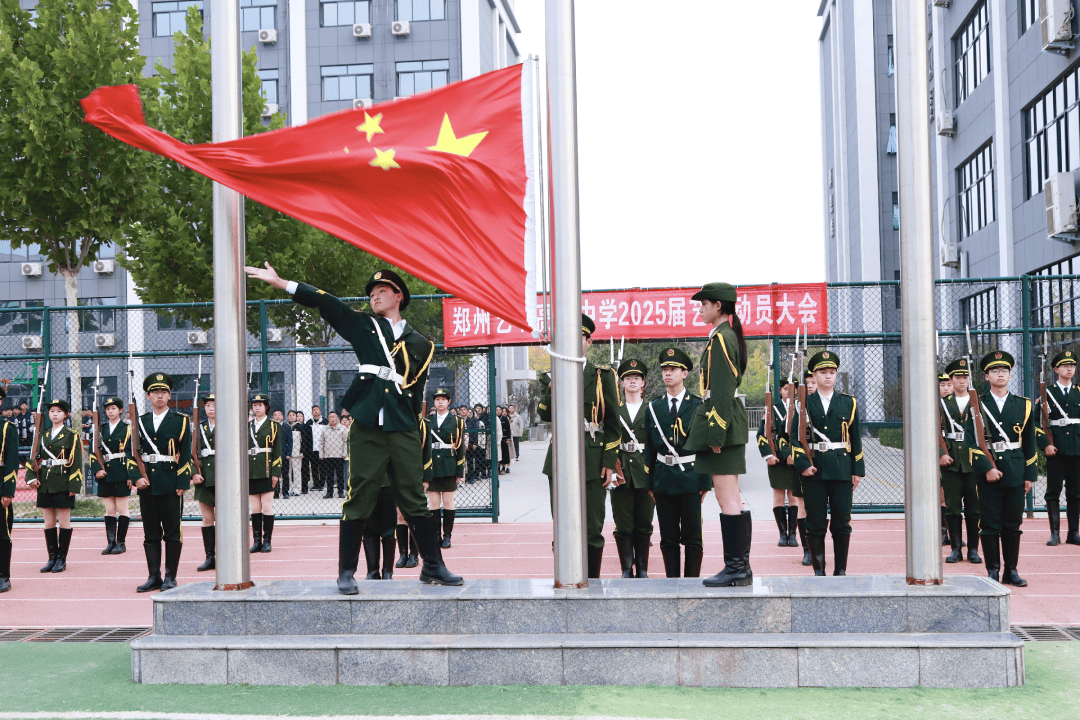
xmin=93 ymin=259 xmax=115 ymax=274
xmin=258 ymin=28 xmax=277 ymax=44
xmin=262 ymin=102 xmax=279 ymax=117
xmin=95 ymin=333 xmax=116 ymax=348
xmin=940 ymin=241 xmax=960 ymax=269
xmin=21 ymin=262 xmax=42 ymax=277
xmin=392 ymin=20 xmax=410 ymax=35
xmin=1042 ymin=0 xmax=1076 ymax=54
xmin=352 ymin=98 xmax=373 ymax=110
xmin=1045 ymin=172 xmax=1080 ymax=241
xmin=268 ymin=328 xmax=284 ymax=342
xmin=932 ymin=0 xmax=951 ymax=7
xmin=22 ymin=336 xmax=42 ymax=350
xmin=187 ymin=331 xmax=208 ymax=345
xmin=352 ymin=23 xmax=371 ymax=38
xmin=936 ymin=107 xmax=956 ymax=137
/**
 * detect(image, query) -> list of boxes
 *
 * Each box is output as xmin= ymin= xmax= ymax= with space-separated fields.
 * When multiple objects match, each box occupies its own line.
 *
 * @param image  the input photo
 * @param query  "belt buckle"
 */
xmin=376 ymin=366 xmax=393 ymax=381
xmin=664 ymin=455 xmax=676 ymax=466
xmin=955 ymin=432 xmax=964 ymax=442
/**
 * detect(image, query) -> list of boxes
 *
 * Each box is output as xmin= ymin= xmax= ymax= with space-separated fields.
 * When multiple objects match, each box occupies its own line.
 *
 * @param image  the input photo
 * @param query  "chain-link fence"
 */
xmin=0 ymin=295 xmax=500 ymax=523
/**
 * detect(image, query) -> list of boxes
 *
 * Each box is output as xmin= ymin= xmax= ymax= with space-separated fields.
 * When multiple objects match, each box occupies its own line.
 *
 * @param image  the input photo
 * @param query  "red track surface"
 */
xmin=3 ymin=518 xmax=1078 ymax=627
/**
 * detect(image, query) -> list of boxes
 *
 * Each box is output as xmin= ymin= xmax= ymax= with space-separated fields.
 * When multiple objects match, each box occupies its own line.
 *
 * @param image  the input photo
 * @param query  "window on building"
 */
xmin=76 ymin=298 xmax=118 ymax=334
xmin=156 ymin=311 xmax=193 ymax=331
xmin=1020 ymin=0 xmax=1039 ymax=35
xmin=321 ymin=64 xmax=374 ymax=102
xmin=1024 ymin=63 xmax=1080 ymax=199
xmin=321 ymin=0 xmax=370 ymax=26
xmin=892 ymin=191 xmax=900 ymax=231
xmin=953 ymin=2 xmax=990 ymax=108
xmin=887 ymin=34 xmax=894 ymax=77
xmin=0 ymin=300 xmax=44 ymax=335
xmin=152 ymin=1 xmax=204 ymax=37
xmin=1030 ymin=254 xmax=1080 ymax=336
xmin=258 ymin=69 xmax=279 ymax=104
xmin=957 ymin=142 xmax=996 ymax=238
xmin=396 ymin=60 xmax=449 ymax=96
xmin=886 ymin=113 xmax=897 ymax=154
xmin=397 ymin=0 xmax=445 ymax=21
xmin=240 ymin=0 xmax=276 ymax=31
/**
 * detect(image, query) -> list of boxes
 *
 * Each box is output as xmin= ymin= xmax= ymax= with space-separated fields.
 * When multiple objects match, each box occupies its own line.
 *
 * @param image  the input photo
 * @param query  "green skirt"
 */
xmin=37 ymin=491 xmax=75 ymax=509
xmin=193 ymin=483 xmax=215 ymax=507
xmin=427 ymin=476 xmax=459 ymax=493
xmin=96 ymin=480 xmax=131 ymax=498
xmin=249 ymin=477 xmax=274 ymax=495
xmin=694 ymin=445 xmax=746 ymax=476
xmin=767 ymin=464 xmax=800 ymax=491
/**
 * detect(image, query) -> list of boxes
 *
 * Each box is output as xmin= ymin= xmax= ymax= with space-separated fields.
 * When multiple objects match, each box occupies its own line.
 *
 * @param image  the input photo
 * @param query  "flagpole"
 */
xmin=545 ymin=0 xmax=588 ymax=588
xmin=211 ymin=0 xmax=253 ymax=591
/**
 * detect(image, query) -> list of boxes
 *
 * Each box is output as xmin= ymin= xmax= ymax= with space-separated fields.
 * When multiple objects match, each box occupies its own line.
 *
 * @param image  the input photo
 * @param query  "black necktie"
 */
xmin=671 ymin=397 xmax=678 ymax=418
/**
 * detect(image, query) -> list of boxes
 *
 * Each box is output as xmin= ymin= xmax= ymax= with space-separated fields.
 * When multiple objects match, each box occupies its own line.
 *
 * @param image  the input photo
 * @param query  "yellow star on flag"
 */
xmin=427 ymin=113 xmax=488 ymax=157
xmin=370 ymin=147 xmax=401 ymax=171
xmin=356 ymin=112 xmax=385 ymax=142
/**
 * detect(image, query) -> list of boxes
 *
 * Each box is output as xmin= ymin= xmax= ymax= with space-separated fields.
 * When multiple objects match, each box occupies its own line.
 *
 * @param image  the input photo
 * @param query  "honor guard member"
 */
xmin=612 ymin=358 xmax=655 ymax=578
xmin=759 ymin=379 xmax=801 ymax=549
xmin=788 ymin=374 xmax=813 ymax=567
xmin=791 ymin=351 xmax=865 ymax=576
xmin=90 ymin=396 xmax=134 ymax=556
xmin=538 ymin=313 xmax=621 ymax=578
xmin=938 ymin=373 xmax=954 ymax=548
xmin=246 ymin=263 xmax=460 ymax=593
xmin=427 ymin=388 xmax=466 ymax=548
xmin=25 ymin=399 xmax=82 ymax=574
xmin=964 ymin=351 xmax=1036 ymax=586
xmin=939 ymin=360 xmax=981 ymax=564
xmin=643 ymin=348 xmax=711 ymax=578
xmin=134 ymin=373 xmax=193 ymax=593
xmin=1036 ymin=349 xmax=1080 ymax=546
xmin=0 ymin=387 xmax=21 ymax=592
xmin=247 ymin=393 xmax=281 ymax=554
xmin=191 ymin=394 xmax=217 ymax=571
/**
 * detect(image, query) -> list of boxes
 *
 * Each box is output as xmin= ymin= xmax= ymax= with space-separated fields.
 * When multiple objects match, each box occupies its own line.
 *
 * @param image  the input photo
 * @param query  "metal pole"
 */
xmin=488 ymin=347 xmax=500 ymax=523
xmin=211 ymin=0 xmax=253 ymax=591
xmin=895 ymin=0 xmax=942 ymax=585
xmin=545 ymin=0 xmax=587 ymax=587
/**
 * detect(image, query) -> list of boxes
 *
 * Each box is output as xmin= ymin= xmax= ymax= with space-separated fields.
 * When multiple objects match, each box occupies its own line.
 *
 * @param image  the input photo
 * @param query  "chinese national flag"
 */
xmin=81 ymin=64 xmax=538 ymax=332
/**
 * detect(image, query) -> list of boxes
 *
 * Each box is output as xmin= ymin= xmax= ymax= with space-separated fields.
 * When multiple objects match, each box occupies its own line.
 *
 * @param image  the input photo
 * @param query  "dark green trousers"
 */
xmin=941 ymin=467 xmax=980 ymax=520
xmin=802 ymin=479 xmax=852 ymax=538
xmin=611 ymin=484 xmax=654 ymax=541
xmin=139 ymin=491 xmax=183 ymax=544
xmin=547 ymin=474 xmax=607 ymax=548
xmin=654 ymin=492 xmax=703 ymax=552
xmin=342 ymin=424 xmax=428 ymax=522
xmin=977 ymin=482 xmax=1025 ymax=537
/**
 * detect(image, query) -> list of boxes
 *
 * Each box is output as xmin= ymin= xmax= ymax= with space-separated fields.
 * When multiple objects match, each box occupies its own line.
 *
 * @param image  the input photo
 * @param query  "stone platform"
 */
xmin=130 ymin=576 xmax=1024 ymax=688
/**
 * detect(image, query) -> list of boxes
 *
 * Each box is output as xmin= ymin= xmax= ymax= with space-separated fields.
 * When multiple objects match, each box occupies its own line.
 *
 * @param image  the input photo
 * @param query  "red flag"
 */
xmin=81 ymin=65 xmax=538 ymax=332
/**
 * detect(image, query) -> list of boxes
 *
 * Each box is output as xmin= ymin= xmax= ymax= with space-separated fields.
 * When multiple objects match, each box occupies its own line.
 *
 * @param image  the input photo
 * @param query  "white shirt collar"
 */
xmin=108 ymin=420 xmax=120 ymax=433
xmin=152 ymin=408 xmax=168 ymax=430
xmin=436 ymin=411 xmax=450 ymax=426
xmin=390 ymin=318 xmax=407 ymax=340
xmin=991 ymin=391 xmax=1009 ymax=411
xmin=252 ymin=416 xmax=267 ymax=431
xmin=1058 ymin=381 xmax=1072 ymax=394
xmin=954 ymin=393 xmax=970 ymax=410
xmin=625 ymin=399 xmax=642 ymax=421
xmin=50 ymin=425 xmax=64 ymax=439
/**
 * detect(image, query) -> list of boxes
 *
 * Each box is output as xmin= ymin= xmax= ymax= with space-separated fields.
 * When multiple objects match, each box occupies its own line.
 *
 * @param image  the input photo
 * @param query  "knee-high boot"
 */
xmin=363 ymin=536 xmax=382 ymax=579
xmin=113 ymin=515 xmax=129 ymax=554
xmin=661 ymin=546 xmax=681 ymax=578
xmin=945 ymin=515 xmax=964 ymax=563
xmin=381 ymin=536 xmax=396 ymax=580
xmin=786 ymin=505 xmax=799 ymax=547
xmin=260 ymin=515 xmax=274 ymax=553
xmin=941 ymin=506 xmax=950 ymax=546
xmin=982 ymin=534 xmax=1001 ymax=583
xmin=51 ymin=527 xmax=72 ymax=573
xmin=797 ymin=518 xmax=812 ymax=566
xmin=441 ymin=509 xmax=456 ymax=548
xmin=395 ymin=524 xmax=410 ymax=568
xmin=1000 ymin=534 xmax=1027 ymax=587
xmin=249 ymin=513 xmax=263 ymax=553
xmin=587 ymin=545 xmax=604 ymax=579
xmin=40 ymin=528 xmax=58 ymax=573
xmin=703 ymin=514 xmax=751 ymax=587
xmin=161 ymin=541 xmax=182 ymax=591
xmin=684 ymin=546 xmax=703 ymax=579
xmin=1066 ymin=506 xmax=1080 ymax=545
xmin=807 ymin=534 xmax=827 ymax=576
xmin=633 ymin=536 xmax=650 ymax=578
xmin=966 ymin=516 xmax=982 ymax=563
xmin=0 ymin=536 xmax=11 ymax=593
xmin=336 ymin=519 xmax=365 ymax=595
xmin=408 ymin=513 xmax=463 ymax=585
xmin=102 ymin=516 xmax=117 ymax=555
xmin=1046 ymin=499 xmax=1061 ymax=546
xmin=136 ymin=542 xmax=163 ymax=592
xmin=772 ymin=507 xmax=788 ymax=547
xmin=197 ymin=526 xmax=215 ymax=572
xmin=615 ymin=535 xmax=634 ymax=578
xmin=832 ymin=533 xmax=850 ymax=576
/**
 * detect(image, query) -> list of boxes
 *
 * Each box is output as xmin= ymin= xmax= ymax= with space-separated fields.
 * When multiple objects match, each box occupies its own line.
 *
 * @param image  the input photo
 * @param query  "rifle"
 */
xmin=936 ymin=332 xmax=949 ymax=455
xmin=190 ymin=355 xmax=203 ymax=477
xmin=797 ymin=324 xmax=814 ymax=468
xmin=1040 ymin=330 xmax=1053 ymax=442
xmin=128 ymin=355 xmax=149 ymax=481
xmin=91 ymin=364 xmax=107 ymax=471
xmin=28 ymin=362 xmax=50 ymax=473
xmin=784 ymin=326 xmax=800 ymax=438
xmin=965 ymin=325 xmax=997 ymax=471
xmin=764 ymin=341 xmax=777 ymax=457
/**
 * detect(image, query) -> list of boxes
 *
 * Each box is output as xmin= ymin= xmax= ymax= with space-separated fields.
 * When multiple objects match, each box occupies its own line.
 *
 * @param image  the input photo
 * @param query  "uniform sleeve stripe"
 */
xmin=714 ymin=333 xmax=739 ymax=378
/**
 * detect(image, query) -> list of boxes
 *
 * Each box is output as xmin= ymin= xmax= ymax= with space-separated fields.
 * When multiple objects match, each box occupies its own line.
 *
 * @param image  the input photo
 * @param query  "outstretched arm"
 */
xmin=247 ymin=262 xmax=362 ymax=344
xmin=244 ymin=262 xmax=290 ymax=291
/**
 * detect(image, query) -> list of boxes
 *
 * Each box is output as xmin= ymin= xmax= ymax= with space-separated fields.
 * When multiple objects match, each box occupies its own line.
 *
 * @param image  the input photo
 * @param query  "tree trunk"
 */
xmin=61 ymin=270 xmax=84 ymax=490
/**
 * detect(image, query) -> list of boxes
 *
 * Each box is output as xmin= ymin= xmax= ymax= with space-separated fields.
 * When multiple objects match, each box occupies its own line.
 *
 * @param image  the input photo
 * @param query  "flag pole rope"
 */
xmin=544 ymin=346 xmax=586 ymax=364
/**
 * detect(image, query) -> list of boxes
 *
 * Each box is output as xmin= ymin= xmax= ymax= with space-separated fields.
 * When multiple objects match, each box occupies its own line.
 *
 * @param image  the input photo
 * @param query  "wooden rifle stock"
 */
xmin=968 ymin=391 xmax=997 ymax=472
xmin=91 ymin=405 xmax=107 ymax=471
xmin=128 ymin=399 xmax=149 ymax=481
xmin=29 ymin=409 xmax=44 ymax=473
xmin=190 ymin=398 xmax=202 ymax=477
xmin=764 ymin=387 xmax=777 ymax=456
xmin=1040 ymin=379 xmax=1053 ymax=444
xmin=937 ymin=401 xmax=950 ymax=454
xmin=798 ymin=383 xmax=814 ymax=466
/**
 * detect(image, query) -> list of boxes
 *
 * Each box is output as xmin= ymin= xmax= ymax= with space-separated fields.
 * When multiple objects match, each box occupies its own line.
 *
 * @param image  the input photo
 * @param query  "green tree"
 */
xmin=0 ymin=0 xmax=151 ymax=419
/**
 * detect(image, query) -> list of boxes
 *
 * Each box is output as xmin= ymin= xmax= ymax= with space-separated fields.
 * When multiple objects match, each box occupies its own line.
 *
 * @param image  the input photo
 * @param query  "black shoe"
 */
xmin=797 ymin=518 xmax=812 ymax=566
xmin=197 ymin=526 xmax=215 ymax=572
xmin=1047 ymin=499 xmax=1061 ymax=546
xmin=703 ymin=514 xmax=751 ymax=587
xmin=363 ymin=536 xmax=382 ymax=580
xmin=773 ymin=506 xmax=788 ymax=547
xmin=966 ymin=516 xmax=982 ymax=563
xmin=395 ymin=524 xmax=410 ymax=568
xmin=336 ymin=519 xmax=364 ymax=595
xmin=441 ymin=535 xmax=452 ymax=549
xmin=338 ymin=493 xmax=345 ymax=498
xmin=587 ymin=545 xmax=603 ymax=579
xmin=260 ymin=515 xmax=274 ymax=553
xmin=1000 ymin=534 xmax=1027 ymax=587
xmin=410 ymin=513 xmax=464 ymax=586
xmin=807 ymin=534 xmax=827 ymax=576
xmin=161 ymin=541 xmax=182 ymax=591
xmin=137 ymin=542 xmax=163 ymax=593
xmin=941 ymin=507 xmax=950 ymax=547
xmin=51 ymin=527 xmax=72 ymax=573
xmin=684 ymin=546 xmax=703 ymax=579
xmin=832 ymin=533 xmax=850 ymax=576
xmin=381 ymin=536 xmax=396 ymax=580
xmin=661 ymin=546 xmax=681 ymax=578
xmin=40 ymin=528 xmax=58 ymax=573
xmin=112 ymin=516 xmax=129 ymax=554
xmin=982 ymin=534 xmax=1001 ymax=583
xmin=615 ymin=535 xmax=634 ymax=578
xmin=945 ymin=515 xmax=964 ymax=563
xmin=102 ymin=516 xmax=117 ymax=555
xmin=633 ymin=536 xmax=650 ymax=578
xmin=249 ymin=513 xmax=263 ymax=553
xmin=1066 ymin=507 xmax=1080 ymax=545
xmin=786 ymin=506 xmax=799 ymax=547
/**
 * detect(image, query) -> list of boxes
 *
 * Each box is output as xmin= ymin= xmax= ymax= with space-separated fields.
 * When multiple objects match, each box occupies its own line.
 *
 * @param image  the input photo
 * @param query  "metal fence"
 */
xmin=1 ymin=294 xmax=501 ymax=523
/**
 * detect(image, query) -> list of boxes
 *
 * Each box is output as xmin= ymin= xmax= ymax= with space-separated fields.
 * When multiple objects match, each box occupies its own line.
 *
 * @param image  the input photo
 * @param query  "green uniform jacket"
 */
xmin=89 ymin=421 xmax=137 ymax=484
xmin=757 ymin=400 xmax=798 ymax=481
xmin=616 ymin=402 xmax=650 ymax=490
xmin=194 ymin=422 xmax=216 ymax=486
xmin=419 ymin=417 xmax=433 ymax=484
xmin=25 ymin=425 xmax=84 ymax=494
xmin=292 ymin=283 xmax=433 ymax=431
xmin=248 ymin=419 xmax=282 ymax=480
xmin=539 ymin=362 xmax=621 ymax=480
xmin=1035 ymin=384 xmax=1080 ymax=455
xmin=964 ymin=392 xmax=1038 ymax=487
xmin=939 ymin=394 xmax=974 ymax=473
xmin=791 ymin=392 xmax=866 ymax=480
xmin=136 ymin=410 xmax=193 ymax=495
xmin=1 ymin=419 xmax=20 ymax=497
xmin=687 ymin=322 xmax=749 ymax=452
xmin=428 ymin=412 xmax=466 ymax=479
xmin=644 ymin=392 xmax=713 ymax=495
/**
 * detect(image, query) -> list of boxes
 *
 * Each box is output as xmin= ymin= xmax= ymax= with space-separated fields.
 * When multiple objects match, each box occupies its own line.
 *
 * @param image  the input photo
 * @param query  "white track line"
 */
xmin=0 ymin=714 xmax=680 ymax=720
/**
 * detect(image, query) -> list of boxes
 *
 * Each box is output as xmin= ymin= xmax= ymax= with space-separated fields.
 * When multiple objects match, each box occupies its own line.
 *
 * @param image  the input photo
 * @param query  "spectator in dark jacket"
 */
xmin=277 ymin=410 xmax=293 ymax=498
xmin=295 ymin=411 xmax=314 ymax=493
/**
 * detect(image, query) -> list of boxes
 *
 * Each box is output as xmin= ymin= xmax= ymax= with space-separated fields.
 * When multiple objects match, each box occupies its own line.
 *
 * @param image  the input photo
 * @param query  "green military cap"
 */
xmin=803 ymin=370 xmax=813 ymax=380
xmin=618 ymin=358 xmax=647 ymax=378
xmin=691 ymin=282 xmax=737 ymax=303
xmin=938 ymin=373 xmax=951 ymax=382
xmin=808 ymin=350 xmax=840 ymax=372
xmin=658 ymin=346 xmax=694 ymax=371
xmin=945 ymin=358 xmax=970 ymax=377
xmin=582 ymin=313 xmax=596 ymax=338
xmin=778 ymin=379 xmax=790 ymax=388
xmin=250 ymin=393 xmax=270 ymax=406
xmin=103 ymin=396 xmax=124 ymax=410
xmin=1052 ymin=349 xmax=1077 ymax=368
xmin=433 ymin=387 xmax=452 ymax=400
xmin=144 ymin=373 xmax=173 ymax=392
xmin=46 ymin=398 xmax=71 ymax=414
xmin=365 ymin=269 xmax=411 ymax=311
xmin=538 ymin=371 xmax=551 ymax=387
xmin=201 ymin=393 xmax=215 ymax=404
xmin=980 ymin=350 xmax=1014 ymax=372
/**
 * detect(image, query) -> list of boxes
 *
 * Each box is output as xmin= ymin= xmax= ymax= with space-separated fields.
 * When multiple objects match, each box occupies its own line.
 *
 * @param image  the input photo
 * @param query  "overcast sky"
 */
xmin=510 ymin=0 xmax=827 ymax=291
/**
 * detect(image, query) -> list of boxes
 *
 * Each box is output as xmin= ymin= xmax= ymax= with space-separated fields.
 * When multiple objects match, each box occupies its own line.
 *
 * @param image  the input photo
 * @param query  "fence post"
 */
xmin=1020 ymin=275 xmax=1036 ymax=517
xmin=772 ymin=335 xmax=782 ymax=397
xmin=42 ymin=307 xmax=51 ymax=401
xmin=259 ymin=299 xmax=270 ymax=395
xmin=488 ymin=347 xmax=499 ymax=522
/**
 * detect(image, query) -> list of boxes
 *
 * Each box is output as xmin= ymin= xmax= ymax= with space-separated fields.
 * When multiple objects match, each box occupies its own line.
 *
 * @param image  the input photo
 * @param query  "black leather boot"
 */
xmin=966 ymin=516 xmax=982 ymax=563
xmin=786 ymin=506 xmax=799 ymax=547
xmin=615 ymin=535 xmax=634 ymax=578
xmin=1000 ymin=534 xmax=1027 ymax=587
xmin=51 ymin=527 xmax=72 ymax=573
xmin=336 ymin=518 xmax=364 ymax=595
xmin=684 ymin=546 xmax=703 ymax=578
xmin=741 ymin=510 xmax=754 ymax=582
xmin=441 ymin=509 xmax=456 ymax=549
xmin=40 ymin=528 xmax=58 ymax=573
xmin=395 ymin=524 xmax=409 ymax=568
xmin=586 ymin=545 xmax=603 ymax=579
xmin=381 ymin=536 xmax=396 ymax=580
xmin=941 ymin=507 xmax=950 ymax=546
xmin=410 ymin=513 xmax=463 ymax=585
xmin=633 ymin=536 xmax=650 ymax=578
xmin=661 ymin=546 xmax=681 ymax=578
xmin=260 ymin=515 xmax=274 ymax=553
xmin=102 ymin=516 xmax=117 ymax=555
xmin=363 ymin=536 xmax=382 ymax=580
xmin=433 ymin=509 xmax=444 ymax=548
xmin=113 ymin=515 xmax=129 ymax=554
xmin=197 ymin=526 xmax=215 ymax=572
xmin=0 ymin=537 xmax=12 ymax=593
xmin=807 ymin=534 xmax=827 ymax=576
xmin=137 ymin=542 xmax=163 ymax=592
xmin=982 ymin=534 xmax=1001 ymax=583
xmin=832 ymin=533 xmax=850 ymax=576
xmin=249 ymin=513 xmax=263 ymax=553
xmin=773 ymin=506 xmax=788 ymax=547
xmin=946 ymin=515 xmax=964 ymax=563
xmin=405 ymin=531 xmax=420 ymax=568
xmin=703 ymin=514 xmax=751 ymax=587
xmin=160 ymin=541 xmax=182 ymax=591
xmin=1067 ymin=506 xmax=1080 ymax=545
xmin=1046 ymin=499 xmax=1061 ymax=546
xmin=797 ymin=518 xmax=812 ymax=566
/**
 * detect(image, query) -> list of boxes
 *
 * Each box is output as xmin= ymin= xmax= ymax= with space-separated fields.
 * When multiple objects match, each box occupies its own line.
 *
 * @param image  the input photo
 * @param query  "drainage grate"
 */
xmin=0 ymin=627 xmax=150 ymax=643
xmin=0 ymin=628 xmax=44 ymax=642
xmin=1011 ymin=625 xmax=1079 ymax=641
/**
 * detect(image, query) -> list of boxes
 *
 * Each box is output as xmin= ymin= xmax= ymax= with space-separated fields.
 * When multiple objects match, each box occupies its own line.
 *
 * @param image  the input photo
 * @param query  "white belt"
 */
xmin=584 ymin=421 xmax=601 ymax=433
xmin=104 ymin=452 xmax=125 ymax=462
xmin=200 ymin=448 xmax=216 ymax=457
xmin=621 ymin=442 xmax=645 ymax=453
xmin=991 ymin=441 xmax=1021 ymax=452
xmin=431 ymin=442 xmax=452 ymax=450
xmin=141 ymin=454 xmax=176 ymax=464
xmin=357 ymin=364 xmax=405 ymax=385
xmin=945 ymin=432 xmax=965 ymax=441
xmin=249 ymin=448 xmax=271 ymax=456
xmin=1050 ymin=418 xmax=1080 ymax=427
xmin=812 ymin=441 xmax=848 ymax=452
xmin=40 ymin=459 xmax=67 ymax=468
xmin=657 ymin=453 xmax=696 ymax=466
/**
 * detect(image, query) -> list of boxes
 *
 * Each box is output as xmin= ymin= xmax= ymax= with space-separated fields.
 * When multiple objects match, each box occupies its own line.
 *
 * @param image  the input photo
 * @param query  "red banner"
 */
xmin=443 ymin=283 xmax=828 ymax=347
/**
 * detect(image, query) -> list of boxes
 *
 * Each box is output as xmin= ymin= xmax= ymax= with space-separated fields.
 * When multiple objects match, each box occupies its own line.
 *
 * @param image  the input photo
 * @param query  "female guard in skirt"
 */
xmin=427 ymin=388 xmax=467 ymax=548
xmin=248 ymin=393 xmax=282 ymax=553
xmin=685 ymin=283 xmax=752 ymax=587
xmin=89 ymin=396 xmax=134 ymax=555
xmin=25 ymin=399 xmax=83 ymax=573
xmin=191 ymin=394 xmax=217 ymax=571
